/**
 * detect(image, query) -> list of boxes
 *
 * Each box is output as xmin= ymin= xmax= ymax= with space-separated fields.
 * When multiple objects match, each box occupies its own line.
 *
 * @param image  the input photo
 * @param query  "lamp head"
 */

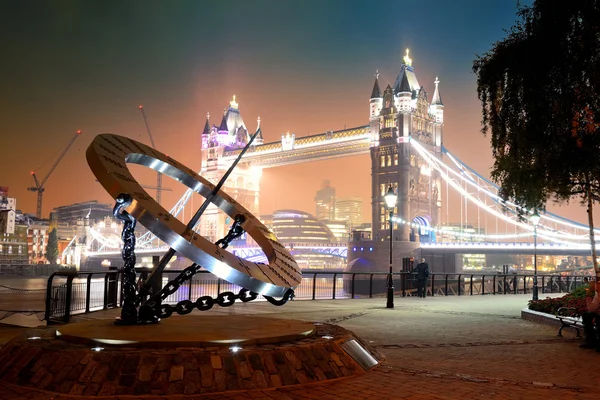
xmin=530 ymin=212 xmax=541 ymax=227
xmin=384 ymin=185 xmax=397 ymax=209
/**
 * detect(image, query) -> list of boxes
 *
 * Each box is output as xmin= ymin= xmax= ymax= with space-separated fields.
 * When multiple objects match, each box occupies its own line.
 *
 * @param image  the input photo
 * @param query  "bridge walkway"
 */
xmin=0 ymin=295 xmax=596 ymax=399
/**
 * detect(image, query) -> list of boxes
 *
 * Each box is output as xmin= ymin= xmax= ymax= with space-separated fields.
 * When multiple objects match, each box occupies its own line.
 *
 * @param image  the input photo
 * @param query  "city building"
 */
xmin=272 ymin=210 xmax=336 ymax=244
xmin=314 ymin=181 xmax=336 ymax=221
xmin=271 ymin=209 xmax=344 ymax=270
xmin=0 ymin=186 xmax=16 ymax=235
xmin=0 ymin=209 xmax=16 ymax=235
xmin=0 ymin=188 xmax=27 ymax=264
xmin=25 ymin=215 xmax=49 ymax=264
xmin=334 ymin=196 xmax=363 ymax=230
xmin=0 ymin=224 xmax=28 ymax=264
xmin=323 ymin=220 xmax=349 ymax=242
xmin=50 ymin=201 xmax=113 ymax=226
xmin=259 ymin=214 xmax=274 ymax=231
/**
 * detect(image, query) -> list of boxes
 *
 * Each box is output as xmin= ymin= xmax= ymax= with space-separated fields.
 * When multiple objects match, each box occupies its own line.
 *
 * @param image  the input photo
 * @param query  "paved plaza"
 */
xmin=0 ymin=294 xmax=597 ymax=399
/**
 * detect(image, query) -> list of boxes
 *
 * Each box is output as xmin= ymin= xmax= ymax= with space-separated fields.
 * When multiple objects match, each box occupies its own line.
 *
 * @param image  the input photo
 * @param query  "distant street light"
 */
xmin=531 ymin=212 xmax=541 ymax=301
xmin=384 ymin=185 xmax=398 ymax=309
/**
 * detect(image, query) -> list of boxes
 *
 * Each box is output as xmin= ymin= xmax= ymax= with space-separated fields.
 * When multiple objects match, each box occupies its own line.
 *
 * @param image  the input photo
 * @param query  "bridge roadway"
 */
xmin=87 ymin=240 xmax=593 ymax=261
xmin=0 ymin=294 xmax=596 ymax=399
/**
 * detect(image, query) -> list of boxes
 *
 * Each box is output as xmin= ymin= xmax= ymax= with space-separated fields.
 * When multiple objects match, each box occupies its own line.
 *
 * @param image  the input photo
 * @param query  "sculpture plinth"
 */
xmin=0 ymin=322 xmax=380 ymax=396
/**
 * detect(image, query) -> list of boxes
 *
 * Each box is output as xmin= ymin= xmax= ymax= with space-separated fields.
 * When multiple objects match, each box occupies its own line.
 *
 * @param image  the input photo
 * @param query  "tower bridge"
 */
xmin=221 ymin=126 xmax=371 ymax=168
xmin=81 ymin=49 xmax=597 ymax=275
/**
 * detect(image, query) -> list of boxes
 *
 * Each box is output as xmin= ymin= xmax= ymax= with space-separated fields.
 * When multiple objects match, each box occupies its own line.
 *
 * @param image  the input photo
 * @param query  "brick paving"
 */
xmin=0 ymin=295 xmax=597 ymax=399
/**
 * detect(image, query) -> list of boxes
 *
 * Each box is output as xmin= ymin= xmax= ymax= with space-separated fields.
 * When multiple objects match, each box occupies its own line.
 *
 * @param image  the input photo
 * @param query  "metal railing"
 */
xmin=44 ymin=270 xmax=591 ymax=324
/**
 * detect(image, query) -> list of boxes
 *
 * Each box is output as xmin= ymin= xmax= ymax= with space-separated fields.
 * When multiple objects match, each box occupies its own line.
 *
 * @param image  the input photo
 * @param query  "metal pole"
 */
xmin=142 ymin=127 xmax=261 ymax=294
xmin=533 ymin=225 xmax=539 ymax=300
xmin=386 ymin=210 xmax=394 ymax=309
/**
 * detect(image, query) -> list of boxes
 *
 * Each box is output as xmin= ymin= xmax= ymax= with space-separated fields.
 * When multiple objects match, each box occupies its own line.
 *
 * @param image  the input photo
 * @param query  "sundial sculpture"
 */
xmin=86 ymin=128 xmax=301 ymax=325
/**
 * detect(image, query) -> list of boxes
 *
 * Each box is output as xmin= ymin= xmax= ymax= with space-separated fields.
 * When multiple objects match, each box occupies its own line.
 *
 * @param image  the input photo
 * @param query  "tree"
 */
xmin=45 ymin=228 xmax=59 ymax=264
xmin=473 ymin=0 xmax=600 ymax=288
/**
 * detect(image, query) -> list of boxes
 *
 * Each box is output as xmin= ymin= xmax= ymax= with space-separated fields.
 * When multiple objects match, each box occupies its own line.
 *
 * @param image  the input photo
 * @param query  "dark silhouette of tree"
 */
xmin=473 ymin=0 xmax=600 ymax=283
xmin=45 ymin=228 xmax=59 ymax=264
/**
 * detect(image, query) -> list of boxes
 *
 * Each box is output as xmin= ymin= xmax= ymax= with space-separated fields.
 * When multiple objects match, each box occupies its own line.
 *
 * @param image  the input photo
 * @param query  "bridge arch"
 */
xmin=411 ymin=214 xmax=435 ymax=243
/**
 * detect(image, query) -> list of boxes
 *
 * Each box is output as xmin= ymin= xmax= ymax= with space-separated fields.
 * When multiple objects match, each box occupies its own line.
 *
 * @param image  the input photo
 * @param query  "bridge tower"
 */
xmin=369 ymin=49 xmax=443 ymax=244
xmin=200 ymin=96 xmax=263 ymax=244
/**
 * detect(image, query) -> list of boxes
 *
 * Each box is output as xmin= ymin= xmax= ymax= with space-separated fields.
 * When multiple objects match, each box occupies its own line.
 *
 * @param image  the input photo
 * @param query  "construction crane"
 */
xmin=138 ymin=105 xmax=163 ymax=205
xmin=28 ymin=130 xmax=82 ymax=218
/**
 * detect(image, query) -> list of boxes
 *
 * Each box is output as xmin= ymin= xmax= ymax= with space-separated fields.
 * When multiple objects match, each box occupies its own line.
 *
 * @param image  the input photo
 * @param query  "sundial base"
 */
xmin=0 ymin=316 xmax=380 ymax=397
xmin=56 ymin=315 xmax=316 ymax=347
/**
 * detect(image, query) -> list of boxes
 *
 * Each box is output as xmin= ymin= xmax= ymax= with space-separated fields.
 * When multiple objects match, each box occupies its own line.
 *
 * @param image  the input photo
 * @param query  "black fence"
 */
xmin=44 ymin=269 xmax=592 ymax=324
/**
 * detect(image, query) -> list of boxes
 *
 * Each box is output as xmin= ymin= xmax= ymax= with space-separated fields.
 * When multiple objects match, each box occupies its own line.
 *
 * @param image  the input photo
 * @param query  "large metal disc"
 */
xmin=86 ymin=133 xmax=301 ymax=297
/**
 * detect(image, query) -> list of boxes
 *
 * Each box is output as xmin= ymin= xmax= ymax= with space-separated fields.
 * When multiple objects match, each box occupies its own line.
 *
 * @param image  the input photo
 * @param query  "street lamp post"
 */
xmin=384 ymin=185 xmax=398 ymax=309
xmin=531 ymin=212 xmax=541 ymax=301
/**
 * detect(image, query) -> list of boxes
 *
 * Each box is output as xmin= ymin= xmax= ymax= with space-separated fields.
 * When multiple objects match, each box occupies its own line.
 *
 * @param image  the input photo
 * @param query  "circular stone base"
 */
xmin=56 ymin=315 xmax=315 ymax=347
xmin=0 ymin=319 xmax=381 ymax=397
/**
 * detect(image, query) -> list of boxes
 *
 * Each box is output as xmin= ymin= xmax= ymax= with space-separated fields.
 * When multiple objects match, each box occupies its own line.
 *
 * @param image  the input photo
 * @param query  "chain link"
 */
xmin=156 ymin=288 xmax=267 ymax=319
xmin=215 ymin=214 xmax=246 ymax=249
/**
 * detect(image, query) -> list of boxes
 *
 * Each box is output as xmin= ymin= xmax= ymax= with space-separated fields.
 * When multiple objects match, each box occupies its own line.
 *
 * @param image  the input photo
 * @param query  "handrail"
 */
xmin=42 ymin=269 xmax=595 ymax=324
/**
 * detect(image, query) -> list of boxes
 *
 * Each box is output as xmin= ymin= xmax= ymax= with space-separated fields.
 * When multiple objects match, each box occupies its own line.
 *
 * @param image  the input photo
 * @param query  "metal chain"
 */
xmin=264 ymin=288 xmax=295 ymax=306
xmin=138 ymin=261 xmax=295 ymax=320
xmin=215 ymin=214 xmax=246 ymax=249
xmin=157 ymin=288 xmax=261 ymax=318
xmin=113 ymin=194 xmax=139 ymax=325
xmin=141 ymin=263 xmax=203 ymax=309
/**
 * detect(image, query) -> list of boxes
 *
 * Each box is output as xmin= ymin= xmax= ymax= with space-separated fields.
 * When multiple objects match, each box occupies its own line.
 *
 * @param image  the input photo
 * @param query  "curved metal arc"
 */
xmin=86 ymin=133 xmax=301 ymax=298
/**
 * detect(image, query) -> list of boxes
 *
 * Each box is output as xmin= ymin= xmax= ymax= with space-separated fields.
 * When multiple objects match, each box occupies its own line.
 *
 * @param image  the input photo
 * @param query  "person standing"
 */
xmin=580 ymin=287 xmax=600 ymax=350
xmin=413 ymin=258 xmax=430 ymax=298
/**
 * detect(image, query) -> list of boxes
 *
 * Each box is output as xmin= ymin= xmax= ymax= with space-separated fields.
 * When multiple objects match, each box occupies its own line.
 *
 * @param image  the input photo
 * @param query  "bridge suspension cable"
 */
xmin=410 ymin=138 xmax=594 ymax=245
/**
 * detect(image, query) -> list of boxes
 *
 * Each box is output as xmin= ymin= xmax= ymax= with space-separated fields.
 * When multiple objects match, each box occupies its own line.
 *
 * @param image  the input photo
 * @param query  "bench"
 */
xmin=556 ymin=307 xmax=583 ymax=337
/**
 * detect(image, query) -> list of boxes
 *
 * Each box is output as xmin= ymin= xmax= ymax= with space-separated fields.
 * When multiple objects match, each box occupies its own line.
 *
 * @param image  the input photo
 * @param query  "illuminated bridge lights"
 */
xmin=89 ymin=133 xmax=599 ymax=258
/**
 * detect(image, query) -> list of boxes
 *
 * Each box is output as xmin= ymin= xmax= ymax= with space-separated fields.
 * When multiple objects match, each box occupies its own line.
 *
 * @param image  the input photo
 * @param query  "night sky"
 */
xmin=1 ymin=0 xmax=590 ymax=228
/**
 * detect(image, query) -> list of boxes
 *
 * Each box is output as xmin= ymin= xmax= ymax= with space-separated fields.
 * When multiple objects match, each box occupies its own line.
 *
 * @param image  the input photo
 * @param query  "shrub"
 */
xmin=528 ymin=282 xmax=594 ymax=316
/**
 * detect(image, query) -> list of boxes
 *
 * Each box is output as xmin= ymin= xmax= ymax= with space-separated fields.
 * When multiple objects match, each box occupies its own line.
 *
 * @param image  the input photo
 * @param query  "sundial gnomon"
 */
xmin=86 ymin=131 xmax=301 ymax=325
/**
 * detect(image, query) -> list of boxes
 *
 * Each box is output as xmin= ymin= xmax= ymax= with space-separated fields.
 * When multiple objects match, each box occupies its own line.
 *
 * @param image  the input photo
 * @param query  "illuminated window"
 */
xmin=380 ymin=155 xmax=385 ymax=167
xmin=386 ymin=155 xmax=391 ymax=167
xmin=393 ymin=153 xmax=398 ymax=166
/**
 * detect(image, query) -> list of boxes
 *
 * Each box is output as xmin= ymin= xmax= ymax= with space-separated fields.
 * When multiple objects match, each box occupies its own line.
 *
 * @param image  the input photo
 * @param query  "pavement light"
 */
xmin=321 ymin=335 xmax=334 ymax=340
xmin=91 ymin=347 xmax=104 ymax=352
xmin=229 ymin=346 xmax=242 ymax=353
xmin=27 ymin=337 xmax=41 ymax=340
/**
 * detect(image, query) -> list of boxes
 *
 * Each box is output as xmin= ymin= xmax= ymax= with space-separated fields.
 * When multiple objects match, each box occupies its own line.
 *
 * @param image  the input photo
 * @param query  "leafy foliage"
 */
xmin=45 ymin=228 xmax=59 ymax=264
xmin=473 ymin=0 xmax=600 ymax=281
